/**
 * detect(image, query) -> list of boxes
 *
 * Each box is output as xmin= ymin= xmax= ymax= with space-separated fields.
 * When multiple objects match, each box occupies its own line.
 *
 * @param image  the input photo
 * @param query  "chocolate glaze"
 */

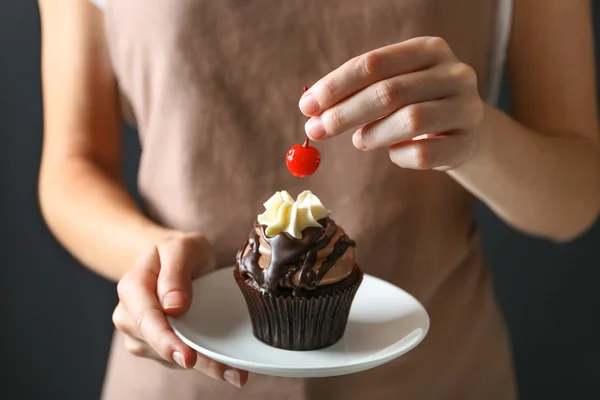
xmin=236 ymin=217 xmax=356 ymax=296
xmin=241 ymin=268 xmax=362 ymax=299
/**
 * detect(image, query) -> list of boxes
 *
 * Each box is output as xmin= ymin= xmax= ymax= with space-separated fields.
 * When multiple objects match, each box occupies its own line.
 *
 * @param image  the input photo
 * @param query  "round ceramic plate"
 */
xmin=169 ymin=267 xmax=429 ymax=378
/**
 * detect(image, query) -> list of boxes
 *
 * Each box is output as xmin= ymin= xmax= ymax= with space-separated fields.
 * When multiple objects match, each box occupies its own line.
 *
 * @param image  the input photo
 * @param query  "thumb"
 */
xmin=156 ymin=234 xmax=211 ymax=316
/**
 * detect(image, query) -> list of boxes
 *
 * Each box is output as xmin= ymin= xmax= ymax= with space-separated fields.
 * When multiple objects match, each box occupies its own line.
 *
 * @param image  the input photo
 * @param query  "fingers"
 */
xmin=114 ymin=295 xmax=249 ymax=389
xmin=113 ymin=302 xmax=138 ymax=337
xmin=117 ymin=304 xmax=249 ymax=388
xmin=116 ymin=305 xmax=181 ymax=367
xmin=114 ymin=301 xmax=193 ymax=366
xmin=300 ymin=37 xmax=453 ymax=116
xmin=116 ymin=247 xmax=197 ymax=368
xmin=113 ymin=235 xmax=247 ymax=387
xmin=156 ymin=234 xmax=216 ymax=316
xmin=155 ymin=236 xmax=199 ymax=316
xmin=194 ymin=354 xmax=249 ymax=388
xmin=352 ymin=95 xmax=482 ymax=150
xmin=123 ymin=334 xmax=155 ymax=360
xmin=306 ymin=64 xmax=469 ymax=140
xmin=388 ymin=131 xmax=478 ymax=170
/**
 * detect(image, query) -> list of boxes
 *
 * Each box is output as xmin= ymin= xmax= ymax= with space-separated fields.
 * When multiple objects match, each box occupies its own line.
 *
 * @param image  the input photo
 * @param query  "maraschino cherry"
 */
xmin=286 ymin=86 xmax=321 ymax=178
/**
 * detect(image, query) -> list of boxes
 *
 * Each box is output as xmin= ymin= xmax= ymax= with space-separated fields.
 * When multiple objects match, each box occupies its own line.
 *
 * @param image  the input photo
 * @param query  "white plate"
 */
xmin=169 ymin=267 xmax=429 ymax=378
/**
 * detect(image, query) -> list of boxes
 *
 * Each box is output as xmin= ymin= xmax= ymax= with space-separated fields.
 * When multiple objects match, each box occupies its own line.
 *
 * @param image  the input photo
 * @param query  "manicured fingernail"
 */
xmin=162 ymin=291 xmax=187 ymax=310
xmin=223 ymin=369 xmax=242 ymax=388
xmin=352 ymin=130 xmax=366 ymax=150
xmin=173 ymin=351 xmax=187 ymax=368
xmin=305 ymin=118 xmax=326 ymax=140
xmin=299 ymin=93 xmax=319 ymax=114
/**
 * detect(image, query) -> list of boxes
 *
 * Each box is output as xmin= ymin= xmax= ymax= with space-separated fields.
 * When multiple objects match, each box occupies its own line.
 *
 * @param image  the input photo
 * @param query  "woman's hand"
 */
xmin=300 ymin=36 xmax=483 ymax=170
xmin=112 ymin=233 xmax=248 ymax=388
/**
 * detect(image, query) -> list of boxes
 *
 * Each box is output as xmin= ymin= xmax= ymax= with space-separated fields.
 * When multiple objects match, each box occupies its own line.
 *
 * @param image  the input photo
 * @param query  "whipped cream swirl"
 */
xmin=257 ymin=190 xmax=330 ymax=239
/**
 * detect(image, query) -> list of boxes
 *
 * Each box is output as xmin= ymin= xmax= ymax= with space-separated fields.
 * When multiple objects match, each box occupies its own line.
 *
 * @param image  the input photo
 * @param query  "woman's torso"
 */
xmin=98 ymin=0 xmax=517 ymax=398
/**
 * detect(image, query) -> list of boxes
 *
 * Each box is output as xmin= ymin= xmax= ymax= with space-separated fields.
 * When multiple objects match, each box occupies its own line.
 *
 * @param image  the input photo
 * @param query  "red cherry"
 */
xmin=286 ymin=141 xmax=321 ymax=178
xmin=286 ymin=85 xmax=321 ymax=178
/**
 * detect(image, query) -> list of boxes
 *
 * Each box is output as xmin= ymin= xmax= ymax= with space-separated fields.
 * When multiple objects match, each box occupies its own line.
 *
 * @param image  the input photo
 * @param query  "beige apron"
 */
xmin=99 ymin=0 xmax=517 ymax=398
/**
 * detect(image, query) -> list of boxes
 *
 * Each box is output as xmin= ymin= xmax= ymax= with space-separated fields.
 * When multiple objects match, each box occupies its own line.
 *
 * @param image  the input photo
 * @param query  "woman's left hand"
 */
xmin=300 ymin=36 xmax=484 ymax=171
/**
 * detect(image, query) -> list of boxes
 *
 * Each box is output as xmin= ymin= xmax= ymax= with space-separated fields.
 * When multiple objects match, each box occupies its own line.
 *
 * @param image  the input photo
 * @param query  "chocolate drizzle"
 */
xmin=236 ymin=218 xmax=356 ymax=296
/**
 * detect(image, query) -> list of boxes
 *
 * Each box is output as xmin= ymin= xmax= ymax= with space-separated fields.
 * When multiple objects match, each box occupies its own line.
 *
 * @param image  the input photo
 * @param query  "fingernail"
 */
xmin=162 ymin=291 xmax=187 ymax=310
xmin=305 ymin=118 xmax=326 ymax=140
xmin=223 ymin=369 xmax=242 ymax=388
xmin=352 ymin=130 xmax=366 ymax=150
xmin=299 ymin=93 xmax=319 ymax=114
xmin=173 ymin=351 xmax=187 ymax=368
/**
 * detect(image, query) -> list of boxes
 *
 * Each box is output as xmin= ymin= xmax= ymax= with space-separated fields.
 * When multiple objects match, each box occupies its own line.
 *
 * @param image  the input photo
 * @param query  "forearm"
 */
xmin=450 ymin=104 xmax=600 ymax=242
xmin=39 ymin=157 xmax=176 ymax=281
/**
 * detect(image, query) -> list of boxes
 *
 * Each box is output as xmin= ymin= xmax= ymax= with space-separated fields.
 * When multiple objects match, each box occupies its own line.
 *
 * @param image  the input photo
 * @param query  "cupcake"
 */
xmin=234 ymin=190 xmax=363 ymax=350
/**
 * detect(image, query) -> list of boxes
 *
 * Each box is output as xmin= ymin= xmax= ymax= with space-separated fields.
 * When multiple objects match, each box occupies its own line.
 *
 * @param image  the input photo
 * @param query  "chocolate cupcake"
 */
xmin=235 ymin=190 xmax=363 ymax=350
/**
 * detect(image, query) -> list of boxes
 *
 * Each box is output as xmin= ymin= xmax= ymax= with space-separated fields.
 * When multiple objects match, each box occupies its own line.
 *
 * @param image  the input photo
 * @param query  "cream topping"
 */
xmin=257 ymin=190 xmax=330 ymax=239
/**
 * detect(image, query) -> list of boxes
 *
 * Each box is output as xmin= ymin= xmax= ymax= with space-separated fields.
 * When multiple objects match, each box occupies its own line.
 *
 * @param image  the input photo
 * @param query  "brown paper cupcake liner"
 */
xmin=234 ymin=268 xmax=363 ymax=351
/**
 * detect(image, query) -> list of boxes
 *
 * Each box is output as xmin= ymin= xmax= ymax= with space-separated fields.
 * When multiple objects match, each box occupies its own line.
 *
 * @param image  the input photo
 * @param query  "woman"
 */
xmin=37 ymin=0 xmax=600 ymax=398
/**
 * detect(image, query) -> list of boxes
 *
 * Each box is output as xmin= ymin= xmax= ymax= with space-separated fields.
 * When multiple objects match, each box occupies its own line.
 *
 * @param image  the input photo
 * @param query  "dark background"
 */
xmin=1 ymin=2 xmax=600 ymax=399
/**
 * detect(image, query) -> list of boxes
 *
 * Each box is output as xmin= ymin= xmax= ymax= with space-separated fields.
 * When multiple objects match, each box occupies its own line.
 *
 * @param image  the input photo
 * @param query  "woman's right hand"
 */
xmin=112 ymin=232 xmax=248 ymax=388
